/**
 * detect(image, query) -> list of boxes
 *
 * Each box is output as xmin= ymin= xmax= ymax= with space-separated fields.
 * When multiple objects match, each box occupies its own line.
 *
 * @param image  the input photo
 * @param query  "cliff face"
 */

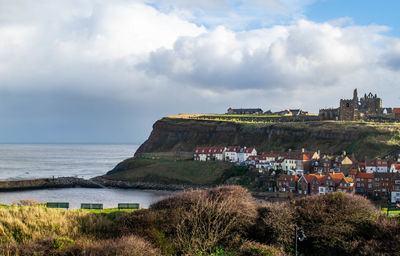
xmin=136 ymin=118 xmax=400 ymax=158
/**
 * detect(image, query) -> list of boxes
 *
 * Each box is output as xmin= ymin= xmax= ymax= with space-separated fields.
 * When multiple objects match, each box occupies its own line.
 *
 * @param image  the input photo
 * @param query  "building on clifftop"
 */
xmin=319 ymin=88 xmax=384 ymax=121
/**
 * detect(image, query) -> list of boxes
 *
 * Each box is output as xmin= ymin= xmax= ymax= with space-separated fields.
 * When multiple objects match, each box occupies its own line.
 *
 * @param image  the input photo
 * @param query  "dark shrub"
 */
xmin=250 ymin=202 xmax=295 ymax=249
xmin=358 ymin=216 xmax=400 ymax=256
xmin=295 ymin=192 xmax=379 ymax=256
xmin=239 ymin=240 xmax=285 ymax=256
xmin=119 ymin=186 xmax=258 ymax=255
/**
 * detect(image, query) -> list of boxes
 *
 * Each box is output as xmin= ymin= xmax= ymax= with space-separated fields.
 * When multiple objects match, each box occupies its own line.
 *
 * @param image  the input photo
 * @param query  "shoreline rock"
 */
xmin=0 ymin=177 xmax=101 ymax=192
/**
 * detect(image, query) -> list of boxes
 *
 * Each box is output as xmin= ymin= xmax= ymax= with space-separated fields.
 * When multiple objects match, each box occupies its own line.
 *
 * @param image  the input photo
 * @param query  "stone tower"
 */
xmin=339 ymin=99 xmax=355 ymax=121
xmin=353 ymin=88 xmax=358 ymax=109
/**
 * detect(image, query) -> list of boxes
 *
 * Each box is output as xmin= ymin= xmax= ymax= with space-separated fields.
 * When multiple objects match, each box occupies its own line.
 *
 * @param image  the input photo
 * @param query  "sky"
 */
xmin=1 ymin=0 xmax=400 ymax=143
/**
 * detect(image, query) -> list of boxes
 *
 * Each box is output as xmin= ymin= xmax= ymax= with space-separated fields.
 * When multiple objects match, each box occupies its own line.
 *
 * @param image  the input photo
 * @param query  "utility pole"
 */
xmin=295 ymin=225 xmax=298 ymax=256
xmin=294 ymin=225 xmax=306 ymax=256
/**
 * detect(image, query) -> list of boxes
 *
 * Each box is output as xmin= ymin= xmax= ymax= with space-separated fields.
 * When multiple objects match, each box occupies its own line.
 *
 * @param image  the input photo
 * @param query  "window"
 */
xmin=368 ymin=179 xmax=372 ymax=182
xmin=395 ymin=180 xmax=400 ymax=184
xmin=356 ymin=178 xmax=360 ymax=181
xmin=368 ymin=184 xmax=372 ymax=188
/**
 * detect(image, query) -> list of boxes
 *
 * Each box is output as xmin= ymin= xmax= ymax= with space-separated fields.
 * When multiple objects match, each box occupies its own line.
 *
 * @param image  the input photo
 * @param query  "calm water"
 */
xmin=0 ymin=144 xmax=174 ymax=208
xmin=0 ymin=144 xmax=139 ymax=180
xmin=0 ymin=188 xmax=173 ymax=209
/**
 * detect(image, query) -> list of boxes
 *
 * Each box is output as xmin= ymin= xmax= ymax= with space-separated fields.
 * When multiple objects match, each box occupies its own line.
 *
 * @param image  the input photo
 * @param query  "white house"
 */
xmin=390 ymin=163 xmax=400 ymax=173
xmin=282 ymin=158 xmax=297 ymax=171
xmin=237 ymin=147 xmax=257 ymax=162
xmin=365 ymin=160 xmax=377 ymax=173
xmin=194 ymin=146 xmax=226 ymax=161
xmin=365 ymin=159 xmax=389 ymax=173
xmin=194 ymin=147 xmax=208 ymax=161
xmin=376 ymin=160 xmax=388 ymax=173
xmin=391 ymin=192 xmax=400 ymax=203
xmin=225 ymin=146 xmax=241 ymax=162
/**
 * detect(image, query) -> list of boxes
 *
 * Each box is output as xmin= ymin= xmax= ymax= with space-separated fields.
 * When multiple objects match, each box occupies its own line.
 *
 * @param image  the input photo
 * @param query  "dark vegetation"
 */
xmin=2 ymin=186 xmax=400 ymax=255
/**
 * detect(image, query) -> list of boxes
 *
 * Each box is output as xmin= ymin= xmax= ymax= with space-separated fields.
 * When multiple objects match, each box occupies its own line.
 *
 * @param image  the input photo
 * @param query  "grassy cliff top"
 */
xmin=105 ymin=155 xmax=234 ymax=185
xmin=164 ymin=114 xmax=400 ymax=133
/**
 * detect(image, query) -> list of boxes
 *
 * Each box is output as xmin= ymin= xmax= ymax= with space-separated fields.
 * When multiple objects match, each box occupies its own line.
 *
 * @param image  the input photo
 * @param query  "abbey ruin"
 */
xmin=319 ymin=89 xmax=399 ymax=121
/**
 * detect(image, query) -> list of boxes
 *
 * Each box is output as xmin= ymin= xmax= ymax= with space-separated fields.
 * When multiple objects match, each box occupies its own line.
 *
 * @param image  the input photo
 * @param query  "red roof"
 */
xmin=329 ymin=173 xmax=345 ymax=183
xmin=356 ymin=173 xmax=374 ymax=179
xmin=194 ymin=146 xmax=224 ymax=155
xmin=394 ymin=108 xmax=400 ymax=114
xmin=277 ymin=174 xmax=297 ymax=182
xmin=365 ymin=159 xmax=388 ymax=167
xmin=226 ymin=146 xmax=240 ymax=153
xmin=349 ymin=169 xmax=357 ymax=175
xmin=302 ymin=174 xmax=315 ymax=183
xmin=376 ymin=160 xmax=388 ymax=167
xmin=243 ymin=147 xmax=255 ymax=153
xmin=365 ymin=160 xmax=376 ymax=166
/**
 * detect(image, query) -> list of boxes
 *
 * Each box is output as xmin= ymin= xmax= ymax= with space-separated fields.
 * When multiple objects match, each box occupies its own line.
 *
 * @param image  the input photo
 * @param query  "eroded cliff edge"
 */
xmin=135 ymin=117 xmax=400 ymax=158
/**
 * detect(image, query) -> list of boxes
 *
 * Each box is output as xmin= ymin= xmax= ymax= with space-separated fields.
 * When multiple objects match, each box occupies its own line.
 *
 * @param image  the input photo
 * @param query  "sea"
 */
xmin=0 ymin=144 xmax=173 ymax=208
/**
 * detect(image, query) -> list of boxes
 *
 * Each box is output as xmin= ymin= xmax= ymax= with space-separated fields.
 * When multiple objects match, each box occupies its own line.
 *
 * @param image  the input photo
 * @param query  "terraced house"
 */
xmin=193 ymin=146 xmax=226 ymax=161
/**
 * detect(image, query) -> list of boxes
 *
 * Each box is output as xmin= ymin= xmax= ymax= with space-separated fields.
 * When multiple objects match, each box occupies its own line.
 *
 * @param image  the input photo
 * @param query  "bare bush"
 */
xmin=119 ymin=186 xmax=258 ymax=255
xmin=249 ymin=202 xmax=295 ymax=249
xmin=18 ymin=200 xmax=40 ymax=206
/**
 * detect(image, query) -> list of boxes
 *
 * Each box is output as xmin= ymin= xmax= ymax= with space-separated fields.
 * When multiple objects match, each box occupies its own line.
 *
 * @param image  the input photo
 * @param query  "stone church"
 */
xmin=319 ymin=89 xmax=383 ymax=121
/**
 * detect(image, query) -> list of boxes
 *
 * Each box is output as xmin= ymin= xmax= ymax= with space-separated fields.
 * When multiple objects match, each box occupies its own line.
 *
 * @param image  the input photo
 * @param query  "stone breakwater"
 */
xmin=92 ymin=177 xmax=209 ymax=191
xmin=0 ymin=177 xmax=101 ymax=191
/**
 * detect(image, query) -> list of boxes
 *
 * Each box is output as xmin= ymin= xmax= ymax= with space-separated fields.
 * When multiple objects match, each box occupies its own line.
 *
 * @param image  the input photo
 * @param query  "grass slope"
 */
xmin=105 ymin=157 xmax=233 ymax=185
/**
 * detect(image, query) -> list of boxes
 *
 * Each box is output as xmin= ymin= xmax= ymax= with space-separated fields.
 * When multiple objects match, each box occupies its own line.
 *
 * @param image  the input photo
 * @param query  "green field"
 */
xmin=105 ymin=156 xmax=234 ymax=185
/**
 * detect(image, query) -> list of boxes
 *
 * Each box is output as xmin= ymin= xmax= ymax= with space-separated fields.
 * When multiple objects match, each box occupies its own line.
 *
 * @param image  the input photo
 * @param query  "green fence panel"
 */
xmin=46 ymin=202 xmax=69 ymax=209
xmin=81 ymin=203 xmax=103 ymax=209
xmin=118 ymin=203 xmax=140 ymax=209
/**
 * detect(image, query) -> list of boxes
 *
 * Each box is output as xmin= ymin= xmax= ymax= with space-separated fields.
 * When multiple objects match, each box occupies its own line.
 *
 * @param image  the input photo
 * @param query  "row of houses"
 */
xmin=277 ymin=171 xmax=400 ymax=203
xmin=226 ymin=108 xmax=308 ymax=116
xmin=277 ymin=172 xmax=353 ymax=194
xmin=193 ymin=146 xmax=257 ymax=162
xmin=194 ymin=146 xmax=400 ymax=176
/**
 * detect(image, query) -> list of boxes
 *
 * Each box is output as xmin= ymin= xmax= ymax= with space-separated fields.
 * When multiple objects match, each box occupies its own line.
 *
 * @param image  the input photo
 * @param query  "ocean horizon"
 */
xmin=0 ymin=144 xmax=139 ymax=180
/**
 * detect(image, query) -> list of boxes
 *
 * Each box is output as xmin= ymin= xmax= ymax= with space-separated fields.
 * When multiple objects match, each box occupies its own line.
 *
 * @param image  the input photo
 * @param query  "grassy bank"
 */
xmin=1 ymin=187 xmax=400 ymax=255
xmin=105 ymin=156 xmax=234 ymax=185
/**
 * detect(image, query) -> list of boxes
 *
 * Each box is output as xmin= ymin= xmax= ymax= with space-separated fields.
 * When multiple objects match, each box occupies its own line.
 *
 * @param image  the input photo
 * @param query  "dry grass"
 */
xmin=0 ymin=206 xmax=121 ymax=244
xmin=2 ymin=235 xmax=161 ymax=256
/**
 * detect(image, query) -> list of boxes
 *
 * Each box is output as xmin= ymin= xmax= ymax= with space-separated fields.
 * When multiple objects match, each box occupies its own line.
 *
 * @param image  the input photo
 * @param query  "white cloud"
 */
xmin=0 ymin=0 xmax=400 ymax=142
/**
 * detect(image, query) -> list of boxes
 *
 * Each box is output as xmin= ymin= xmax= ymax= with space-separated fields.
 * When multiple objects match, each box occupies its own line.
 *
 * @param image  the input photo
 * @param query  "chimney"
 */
xmin=302 ymin=148 xmax=305 ymax=153
xmin=317 ymin=150 xmax=321 ymax=156
xmin=289 ymin=149 xmax=292 ymax=153
xmin=343 ymin=151 xmax=347 ymax=156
